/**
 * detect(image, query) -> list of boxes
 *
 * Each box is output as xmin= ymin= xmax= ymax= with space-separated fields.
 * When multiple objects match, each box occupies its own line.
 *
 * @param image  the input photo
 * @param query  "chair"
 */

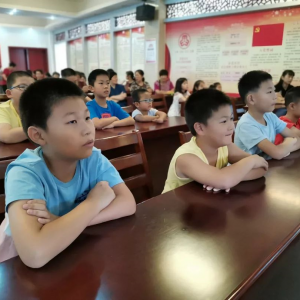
xmin=94 ymin=132 xmax=152 ymax=199
xmin=179 ymin=131 xmax=192 ymax=145
xmin=0 ymin=159 xmax=14 ymax=220
xmin=122 ymin=105 xmax=134 ymax=115
xmin=152 ymin=94 xmax=168 ymax=113
xmin=230 ymin=97 xmax=245 ymax=121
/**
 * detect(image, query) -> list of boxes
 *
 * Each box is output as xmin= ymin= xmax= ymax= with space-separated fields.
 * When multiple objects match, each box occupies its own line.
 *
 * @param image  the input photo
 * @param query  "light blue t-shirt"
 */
xmin=87 ymin=99 xmax=129 ymax=120
xmin=132 ymin=108 xmax=158 ymax=119
xmin=4 ymin=147 xmax=123 ymax=235
xmin=234 ymin=112 xmax=287 ymax=159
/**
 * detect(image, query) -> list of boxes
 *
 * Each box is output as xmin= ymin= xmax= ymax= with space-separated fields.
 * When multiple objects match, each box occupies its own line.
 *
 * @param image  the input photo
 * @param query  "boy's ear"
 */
xmin=89 ymin=85 xmax=95 ymax=93
xmin=5 ymin=88 xmax=13 ymax=99
xmin=194 ymin=122 xmax=205 ymax=136
xmin=134 ymin=102 xmax=139 ymax=108
xmin=27 ymin=126 xmax=47 ymax=146
xmin=246 ymin=93 xmax=255 ymax=106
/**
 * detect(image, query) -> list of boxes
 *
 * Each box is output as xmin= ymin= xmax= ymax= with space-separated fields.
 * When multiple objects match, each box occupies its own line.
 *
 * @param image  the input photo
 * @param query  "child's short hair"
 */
xmin=174 ymin=78 xmax=187 ymax=93
xmin=109 ymin=71 xmax=117 ymax=80
xmin=61 ymin=68 xmax=76 ymax=78
xmin=285 ymin=87 xmax=300 ymax=107
xmin=159 ymin=69 xmax=169 ymax=77
xmin=238 ymin=71 xmax=272 ymax=104
xmin=20 ymin=78 xmax=84 ymax=137
xmin=7 ymin=71 xmax=32 ymax=89
xmin=52 ymin=72 xmax=60 ymax=77
xmin=185 ymin=89 xmax=232 ymax=136
xmin=132 ymin=89 xmax=148 ymax=103
xmin=88 ymin=69 xmax=109 ymax=86
xmin=9 ymin=62 xmax=16 ymax=67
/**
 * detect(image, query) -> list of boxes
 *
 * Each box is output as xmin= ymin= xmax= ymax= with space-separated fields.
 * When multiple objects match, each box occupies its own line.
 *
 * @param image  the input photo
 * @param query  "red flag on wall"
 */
xmin=252 ymin=23 xmax=284 ymax=47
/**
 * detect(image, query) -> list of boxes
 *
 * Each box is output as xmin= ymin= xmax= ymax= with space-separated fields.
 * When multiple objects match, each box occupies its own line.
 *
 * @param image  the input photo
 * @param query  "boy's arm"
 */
xmin=281 ymin=126 xmax=300 ymax=138
xmin=106 ymin=116 xmax=135 ymax=128
xmin=8 ymin=181 xmax=115 ymax=268
xmin=228 ymin=143 xmax=267 ymax=181
xmin=0 ymin=124 xmax=27 ymax=143
xmin=88 ymin=183 xmax=136 ymax=226
xmin=108 ymin=93 xmax=127 ymax=102
xmin=257 ymin=137 xmax=300 ymax=160
xmin=92 ymin=117 xmax=119 ymax=130
xmin=134 ymin=114 xmax=158 ymax=122
xmin=155 ymin=111 xmax=167 ymax=120
xmin=176 ymin=153 xmax=267 ymax=190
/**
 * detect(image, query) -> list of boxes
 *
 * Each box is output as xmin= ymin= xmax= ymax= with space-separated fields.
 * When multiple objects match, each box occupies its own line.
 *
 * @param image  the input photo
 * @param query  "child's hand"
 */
xmin=22 ymin=200 xmax=58 ymax=224
xmin=249 ymin=155 xmax=268 ymax=170
xmin=87 ymin=181 xmax=116 ymax=211
xmin=203 ymin=185 xmax=230 ymax=193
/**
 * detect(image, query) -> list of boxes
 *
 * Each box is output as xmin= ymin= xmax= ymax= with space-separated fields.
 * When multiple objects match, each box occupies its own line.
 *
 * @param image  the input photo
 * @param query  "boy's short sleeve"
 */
xmin=5 ymin=166 xmax=46 ymax=212
xmin=87 ymin=102 xmax=98 ymax=119
xmin=236 ymin=123 xmax=267 ymax=151
xmin=0 ymin=108 xmax=10 ymax=124
xmin=132 ymin=109 xmax=142 ymax=119
xmin=96 ymin=152 xmax=123 ymax=188
xmin=271 ymin=113 xmax=287 ymax=134
xmin=111 ymin=101 xmax=130 ymax=120
xmin=149 ymin=108 xmax=158 ymax=116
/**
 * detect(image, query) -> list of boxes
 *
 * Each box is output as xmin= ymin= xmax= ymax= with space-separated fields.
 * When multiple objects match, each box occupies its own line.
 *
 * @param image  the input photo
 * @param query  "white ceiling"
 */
xmin=0 ymin=0 xmax=152 ymax=29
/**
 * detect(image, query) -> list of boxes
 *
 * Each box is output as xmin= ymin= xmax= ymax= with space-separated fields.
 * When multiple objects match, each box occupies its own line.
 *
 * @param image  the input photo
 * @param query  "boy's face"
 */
xmin=198 ymin=105 xmax=234 ymax=147
xmin=134 ymin=92 xmax=152 ymax=111
xmin=66 ymin=75 xmax=78 ymax=85
xmin=53 ymin=74 xmax=60 ymax=78
xmin=36 ymin=71 xmax=44 ymax=80
xmin=6 ymin=76 xmax=35 ymax=104
xmin=90 ymin=75 xmax=110 ymax=99
xmin=41 ymin=97 xmax=95 ymax=160
xmin=248 ymin=80 xmax=277 ymax=113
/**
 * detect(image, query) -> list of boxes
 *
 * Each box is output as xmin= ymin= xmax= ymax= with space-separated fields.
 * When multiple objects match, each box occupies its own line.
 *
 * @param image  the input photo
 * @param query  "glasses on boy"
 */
xmin=10 ymin=85 xmax=29 ymax=92
xmin=139 ymin=99 xmax=153 ymax=103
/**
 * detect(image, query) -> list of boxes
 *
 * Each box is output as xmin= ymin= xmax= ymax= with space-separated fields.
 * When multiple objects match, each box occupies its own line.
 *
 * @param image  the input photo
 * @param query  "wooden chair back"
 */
xmin=0 ymin=94 xmax=9 ymax=102
xmin=152 ymin=94 xmax=168 ymax=113
xmin=122 ymin=105 xmax=134 ymax=115
xmin=0 ymin=159 xmax=14 ymax=218
xmin=180 ymin=101 xmax=186 ymax=117
xmin=179 ymin=131 xmax=192 ymax=145
xmin=230 ymin=97 xmax=245 ymax=121
xmin=94 ymin=132 xmax=152 ymax=198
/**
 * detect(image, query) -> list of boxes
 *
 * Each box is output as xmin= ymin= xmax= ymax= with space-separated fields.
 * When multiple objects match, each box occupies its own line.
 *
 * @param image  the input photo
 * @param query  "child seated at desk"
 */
xmin=234 ymin=71 xmax=300 ymax=160
xmin=168 ymin=78 xmax=190 ymax=117
xmin=0 ymin=78 xmax=136 ymax=266
xmin=0 ymin=71 xmax=35 ymax=144
xmin=132 ymin=89 xmax=167 ymax=123
xmin=87 ymin=69 xmax=135 ymax=130
xmin=275 ymin=87 xmax=300 ymax=145
xmin=163 ymin=89 xmax=268 ymax=193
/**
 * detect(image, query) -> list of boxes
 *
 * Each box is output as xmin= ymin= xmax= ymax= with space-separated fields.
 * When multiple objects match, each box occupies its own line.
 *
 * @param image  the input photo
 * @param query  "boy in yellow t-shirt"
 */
xmin=0 ymin=71 xmax=35 ymax=144
xmin=162 ymin=89 xmax=268 ymax=194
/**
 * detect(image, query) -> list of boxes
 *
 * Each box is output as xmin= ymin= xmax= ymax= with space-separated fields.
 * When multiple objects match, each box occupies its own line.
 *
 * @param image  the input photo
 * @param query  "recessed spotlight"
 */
xmin=9 ymin=9 xmax=17 ymax=15
xmin=50 ymin=15 xmax=55 ymax=20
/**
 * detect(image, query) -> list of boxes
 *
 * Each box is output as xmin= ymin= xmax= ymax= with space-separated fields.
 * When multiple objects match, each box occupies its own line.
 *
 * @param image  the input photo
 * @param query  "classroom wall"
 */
xmin=0 ymin=26 xmax=54 ymax=73
xmin=166 ymin=6 xmax=300 ymax=93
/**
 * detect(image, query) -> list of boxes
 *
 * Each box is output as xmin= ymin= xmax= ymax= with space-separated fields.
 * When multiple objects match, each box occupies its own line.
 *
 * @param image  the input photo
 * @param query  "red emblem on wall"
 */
xmin=178 ymin=33 xmax=191 ymax=49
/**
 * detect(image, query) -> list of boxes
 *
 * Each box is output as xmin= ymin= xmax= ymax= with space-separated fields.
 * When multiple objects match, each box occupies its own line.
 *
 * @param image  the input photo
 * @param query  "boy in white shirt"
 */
xmin=132 ymin=89 xmax=167 ymax=123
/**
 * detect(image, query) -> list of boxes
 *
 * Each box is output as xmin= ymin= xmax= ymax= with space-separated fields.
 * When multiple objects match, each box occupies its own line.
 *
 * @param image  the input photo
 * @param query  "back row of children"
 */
xmin=1 ymin=69 xmax=300 ymax=267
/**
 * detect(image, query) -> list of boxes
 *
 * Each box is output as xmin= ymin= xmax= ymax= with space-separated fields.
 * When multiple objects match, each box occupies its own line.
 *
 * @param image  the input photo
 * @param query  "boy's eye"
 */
xmin=68 ymin=120 xmax=77 ymax=124
xmin=86 ymin=116 xmax=91 ymax=121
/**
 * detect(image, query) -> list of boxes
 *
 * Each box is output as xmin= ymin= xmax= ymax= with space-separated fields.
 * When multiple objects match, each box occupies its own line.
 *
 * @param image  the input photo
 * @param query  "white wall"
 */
xmin=0 ymin=26 xmax=54 ymax=73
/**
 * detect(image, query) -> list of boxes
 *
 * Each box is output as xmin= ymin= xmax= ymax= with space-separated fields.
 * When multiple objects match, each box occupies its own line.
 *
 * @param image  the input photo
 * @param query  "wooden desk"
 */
xmin=1 ymin=151 xmax=300 ymax=299
xmin=0 ymin=141 xmax=34 ymax=161
xmin=0 ymin=94 xmax=8 ymax=102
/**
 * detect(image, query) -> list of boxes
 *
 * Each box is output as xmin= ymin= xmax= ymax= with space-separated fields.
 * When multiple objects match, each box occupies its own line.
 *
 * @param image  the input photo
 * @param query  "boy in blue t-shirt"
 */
xmin=235 ymin=71 xmax=300 ymax=160
xmin=0 ymin=78 xmax=136 ymax=266
xmin=87 ymin=69 xmax=135 ymax=129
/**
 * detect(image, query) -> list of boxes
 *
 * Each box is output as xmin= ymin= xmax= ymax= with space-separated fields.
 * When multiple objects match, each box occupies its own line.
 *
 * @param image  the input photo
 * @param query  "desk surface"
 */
xmin=1 ymin=151 xmax=300 ymax=300
xmin=0 ymin=117 xmax=187 ymax=161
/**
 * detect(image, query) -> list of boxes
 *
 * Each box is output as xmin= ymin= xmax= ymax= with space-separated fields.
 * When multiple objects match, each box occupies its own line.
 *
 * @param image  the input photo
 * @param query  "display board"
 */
xmin=86 ymin=36 xmax=98 ymax=73
xmin=68 ymin=38 xmax=84 ymax=72
xmin=131 ymin=27 xmax=145 ymax=72
xmin=99 ymin=33 xmax=111 ymax=70
xmin=166 ymin=8 xmax=300 ymax=93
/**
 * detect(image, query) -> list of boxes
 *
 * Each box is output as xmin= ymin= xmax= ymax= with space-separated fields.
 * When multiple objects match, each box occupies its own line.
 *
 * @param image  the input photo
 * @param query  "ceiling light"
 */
xmin=9 ymin=9 xmax=17 ymax=15
xmin=50 ymin=16 xmax=55 ymax=20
